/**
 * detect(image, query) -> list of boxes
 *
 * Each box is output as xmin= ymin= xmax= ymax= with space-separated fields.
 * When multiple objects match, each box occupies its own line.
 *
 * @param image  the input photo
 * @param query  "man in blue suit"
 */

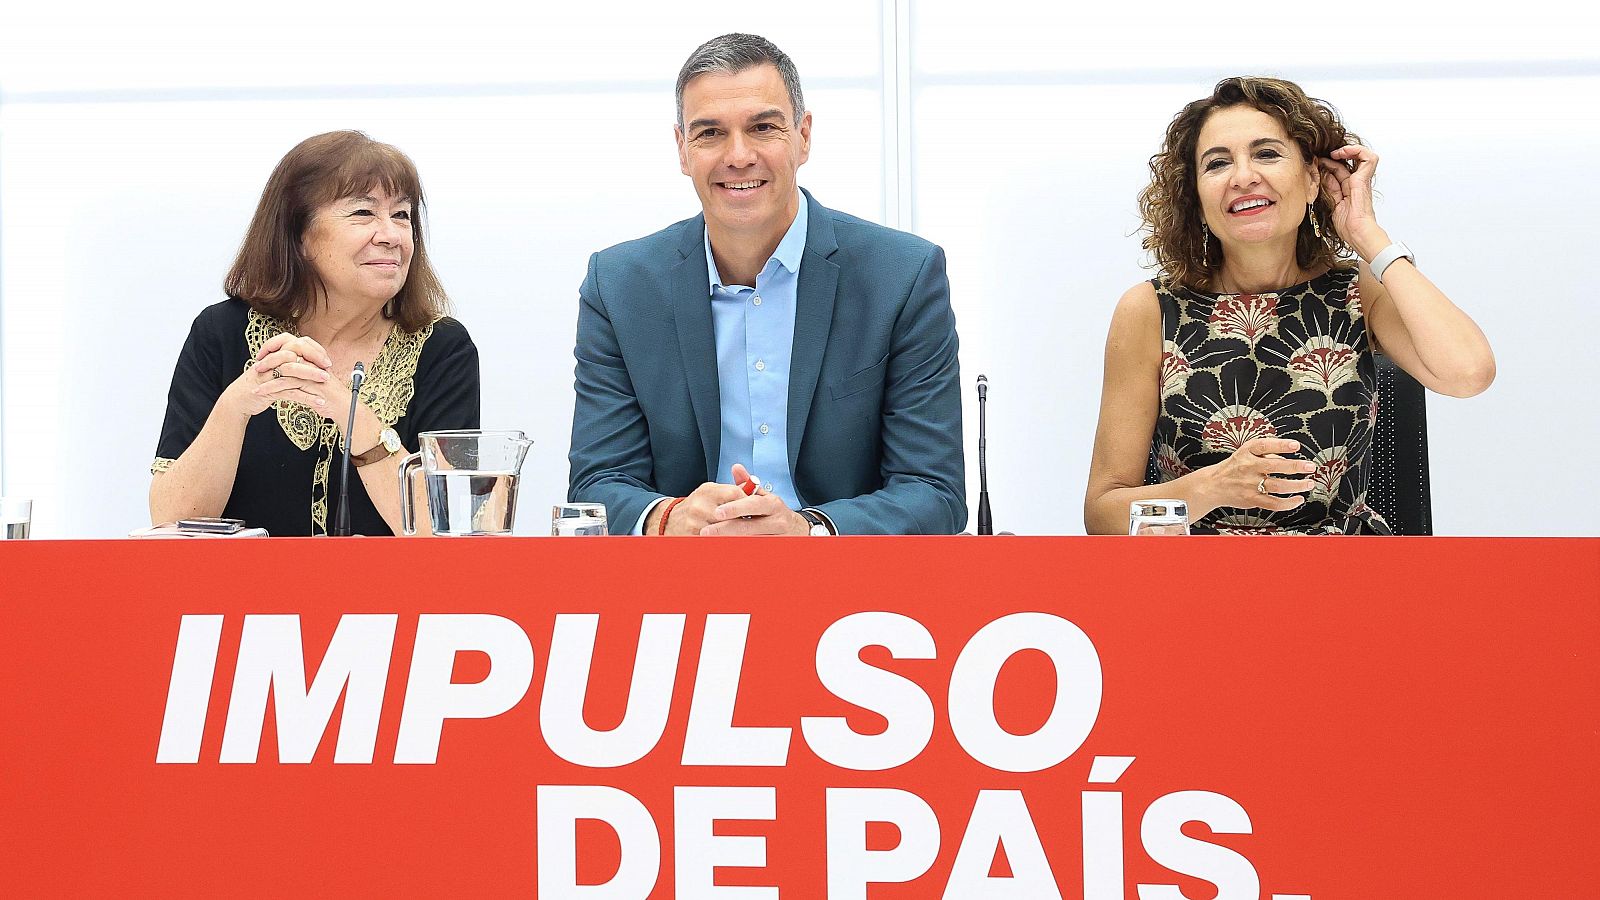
xmin=569 ymin=33 xmax=965 ymax=536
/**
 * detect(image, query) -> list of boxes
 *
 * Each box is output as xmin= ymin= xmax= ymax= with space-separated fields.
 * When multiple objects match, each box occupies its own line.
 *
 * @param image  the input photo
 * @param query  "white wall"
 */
xmin=2 ymin=1 xmax=1596 ymax=537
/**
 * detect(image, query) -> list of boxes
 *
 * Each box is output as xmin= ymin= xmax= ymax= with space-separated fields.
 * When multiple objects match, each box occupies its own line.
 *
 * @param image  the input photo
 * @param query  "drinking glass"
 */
xmin=552 ymin=502 xmax=608 ymax=536
xmin=1129 ymin=499 xmax=1189 ymax=536
xmin=1 ymin=497 xmax=32 ymax=540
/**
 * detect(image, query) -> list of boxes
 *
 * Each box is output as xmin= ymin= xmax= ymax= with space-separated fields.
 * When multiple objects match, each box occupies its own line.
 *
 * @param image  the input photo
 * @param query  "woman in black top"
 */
xmin=150 ymin=131 xmax=479 ymax=536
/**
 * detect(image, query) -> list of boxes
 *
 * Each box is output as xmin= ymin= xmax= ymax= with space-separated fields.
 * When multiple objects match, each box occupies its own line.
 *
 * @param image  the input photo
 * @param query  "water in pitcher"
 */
xmin=426 ymin=470 xmax=519 ymax=536
xmin=3 ymin=521 xmax=28 ymax=540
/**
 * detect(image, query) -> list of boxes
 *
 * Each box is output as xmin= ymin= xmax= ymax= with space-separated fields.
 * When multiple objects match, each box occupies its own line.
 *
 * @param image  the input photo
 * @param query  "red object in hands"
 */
xmin=739 ymin=474 xmax=760 ymax=496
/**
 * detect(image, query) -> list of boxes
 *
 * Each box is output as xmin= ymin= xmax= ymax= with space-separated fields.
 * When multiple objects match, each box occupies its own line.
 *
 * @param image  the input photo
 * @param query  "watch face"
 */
xmin=380 ymin=429 xmax=402 ymax=453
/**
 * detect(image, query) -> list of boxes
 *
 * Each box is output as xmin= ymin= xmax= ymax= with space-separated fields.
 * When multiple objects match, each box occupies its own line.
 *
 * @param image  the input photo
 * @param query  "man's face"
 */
xmin=676 ymin=63 xmax=811 ymax=241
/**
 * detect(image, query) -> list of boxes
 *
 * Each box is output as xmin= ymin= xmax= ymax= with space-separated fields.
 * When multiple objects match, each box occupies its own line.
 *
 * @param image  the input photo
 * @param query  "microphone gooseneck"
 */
xmin=976 ymin=374 xmax=992 ymax=535
xmin=334 ymin=361 xmax=365 ymax=537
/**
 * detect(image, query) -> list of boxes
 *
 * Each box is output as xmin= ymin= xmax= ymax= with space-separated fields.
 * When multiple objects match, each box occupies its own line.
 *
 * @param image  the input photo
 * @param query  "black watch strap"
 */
xmin=799 ymin=508 xmax=833 ymax=535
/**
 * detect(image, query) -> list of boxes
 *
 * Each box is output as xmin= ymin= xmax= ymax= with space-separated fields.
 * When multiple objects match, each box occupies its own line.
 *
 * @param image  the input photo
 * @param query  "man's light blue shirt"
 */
xmin=707 ymin=192 xmax=807 ymax=509
xmin=629 ymin=194 xmax=808 ymax=533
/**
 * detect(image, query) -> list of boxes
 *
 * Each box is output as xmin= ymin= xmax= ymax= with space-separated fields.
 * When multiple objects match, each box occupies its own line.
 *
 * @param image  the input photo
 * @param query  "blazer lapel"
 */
xmin=669 ymin=216 xmax=721 ymax=479
xmin=788 ymin=191 xmax=840 ymax=480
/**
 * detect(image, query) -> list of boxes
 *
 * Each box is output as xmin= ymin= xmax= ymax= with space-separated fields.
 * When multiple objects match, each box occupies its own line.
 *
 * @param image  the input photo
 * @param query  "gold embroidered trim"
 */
xmin=151 ymin=457 xmax=176 ymax=475
xmin=359 ymin=319 xmax=434 ymax=428
xmin=244 ymin=308 xmax=436 ymax=535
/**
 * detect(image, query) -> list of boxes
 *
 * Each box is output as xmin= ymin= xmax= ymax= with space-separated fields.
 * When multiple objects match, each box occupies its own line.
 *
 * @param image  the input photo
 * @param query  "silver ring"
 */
xmin=1256 ymin=477 xmax=1268 ymax=494
xmin=271 ymin=367 xmax=283 ymax=379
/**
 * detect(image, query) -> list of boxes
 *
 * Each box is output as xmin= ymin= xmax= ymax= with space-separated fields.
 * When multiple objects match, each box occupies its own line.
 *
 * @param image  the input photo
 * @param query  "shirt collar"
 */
xmin=705 ymin=190 xmax=809 ymax=292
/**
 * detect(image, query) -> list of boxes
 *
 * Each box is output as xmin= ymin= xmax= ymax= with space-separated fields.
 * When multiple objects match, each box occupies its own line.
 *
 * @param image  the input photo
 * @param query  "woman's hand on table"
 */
xmin=1198 ymin=437 xmax=1316 ymax=514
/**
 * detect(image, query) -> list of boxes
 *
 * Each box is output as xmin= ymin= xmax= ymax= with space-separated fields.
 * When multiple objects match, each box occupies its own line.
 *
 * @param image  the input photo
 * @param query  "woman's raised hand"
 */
xmin=1318 ymin=144 xmax=1385 ymax=255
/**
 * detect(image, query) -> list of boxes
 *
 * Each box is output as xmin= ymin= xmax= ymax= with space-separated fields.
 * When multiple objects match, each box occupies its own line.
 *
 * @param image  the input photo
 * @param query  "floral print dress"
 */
xmin=1151 ymin=266 xmax=1390 ymax=534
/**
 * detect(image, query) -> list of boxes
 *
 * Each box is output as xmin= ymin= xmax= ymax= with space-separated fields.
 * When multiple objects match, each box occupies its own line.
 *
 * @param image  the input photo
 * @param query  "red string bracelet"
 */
xmin=658 ymin=497 xmax=687 ymax=535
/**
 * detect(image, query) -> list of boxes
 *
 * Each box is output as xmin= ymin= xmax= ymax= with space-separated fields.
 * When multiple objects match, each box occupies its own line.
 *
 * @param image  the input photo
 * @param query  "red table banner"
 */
xmin=2 ymin=537 xmax=1596 ymax=898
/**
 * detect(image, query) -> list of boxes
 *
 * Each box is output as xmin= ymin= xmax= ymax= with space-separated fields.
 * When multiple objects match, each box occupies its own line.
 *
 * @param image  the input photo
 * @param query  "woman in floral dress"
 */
xmin=1084 ymin=77 xmax=1494 ymax=534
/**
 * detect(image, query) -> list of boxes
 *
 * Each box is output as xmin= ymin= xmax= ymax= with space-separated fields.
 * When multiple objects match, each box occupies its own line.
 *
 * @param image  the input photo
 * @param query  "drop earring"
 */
xmin=1308 ymin=204 xmax=1322 ymax=239
xmin=1201 ymin=224 xmax=1210 ymax=261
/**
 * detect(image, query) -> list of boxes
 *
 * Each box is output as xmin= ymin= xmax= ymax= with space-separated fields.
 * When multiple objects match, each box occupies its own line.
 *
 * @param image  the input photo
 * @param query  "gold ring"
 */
xmin=271 ymin=367 xmax=283 ymax=379
xmin=1256 ymin=477 xmax=1268 ymax=494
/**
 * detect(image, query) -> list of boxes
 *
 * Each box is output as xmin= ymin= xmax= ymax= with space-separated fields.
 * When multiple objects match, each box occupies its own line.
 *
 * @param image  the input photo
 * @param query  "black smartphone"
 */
xmin=176 ymin=517 xmax=246 ymax=534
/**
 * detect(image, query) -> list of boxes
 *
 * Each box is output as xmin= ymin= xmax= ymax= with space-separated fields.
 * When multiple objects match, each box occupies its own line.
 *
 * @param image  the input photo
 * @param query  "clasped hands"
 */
xmin=226 ymin=333 xmax=348 ymax=422
xmin=657 ymin=463 xmax=810 ymax=536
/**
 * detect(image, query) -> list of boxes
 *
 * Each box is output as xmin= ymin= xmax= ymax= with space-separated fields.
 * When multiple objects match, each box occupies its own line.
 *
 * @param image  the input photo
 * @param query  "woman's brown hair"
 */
xmin=1138 ymin=76 xmax=1363 ymax=291
xmin=224 ymin=130 xmax=448 ymax=332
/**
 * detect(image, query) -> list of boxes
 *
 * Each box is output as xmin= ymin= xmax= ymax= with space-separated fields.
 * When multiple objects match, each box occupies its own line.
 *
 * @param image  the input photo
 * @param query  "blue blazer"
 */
xmin=568 ymin=190 xmax=966 ymax=535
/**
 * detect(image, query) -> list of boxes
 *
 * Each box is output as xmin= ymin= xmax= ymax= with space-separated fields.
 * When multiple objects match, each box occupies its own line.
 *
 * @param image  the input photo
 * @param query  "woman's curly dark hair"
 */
xmin=1139 ymin=76 xmax=1363 ymax=290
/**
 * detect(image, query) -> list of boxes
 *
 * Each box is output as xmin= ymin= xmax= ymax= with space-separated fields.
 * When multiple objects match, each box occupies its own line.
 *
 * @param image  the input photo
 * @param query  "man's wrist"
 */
xmin=640 ymin=496 xmax=671 ymax=535
xmin=657 ymin=496 xmax=688 ymax=535
xmin=798 ymin=507 xmax=835 ymax=536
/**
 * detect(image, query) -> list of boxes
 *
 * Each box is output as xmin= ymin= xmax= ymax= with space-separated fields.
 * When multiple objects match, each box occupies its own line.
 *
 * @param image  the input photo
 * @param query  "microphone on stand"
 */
xmin=976 ymin=374 xmax=993 ymax=535
xmin=334 ymin=361 xmax=365 ymax=537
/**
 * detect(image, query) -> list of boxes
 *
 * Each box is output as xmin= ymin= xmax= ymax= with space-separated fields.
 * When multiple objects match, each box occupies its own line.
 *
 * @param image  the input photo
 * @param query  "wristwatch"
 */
xmin=1369 ymin=242 xmax=1414 ymax=284
xmin=798 ymin=508 xmax=834 ymax=536
xmin=352 ymin=427 xmax=402 ymax=467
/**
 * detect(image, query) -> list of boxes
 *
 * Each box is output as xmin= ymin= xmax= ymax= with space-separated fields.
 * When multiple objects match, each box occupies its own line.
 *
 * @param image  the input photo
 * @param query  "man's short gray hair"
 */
xmin=675 ymin=33 xmax=805 ymax=127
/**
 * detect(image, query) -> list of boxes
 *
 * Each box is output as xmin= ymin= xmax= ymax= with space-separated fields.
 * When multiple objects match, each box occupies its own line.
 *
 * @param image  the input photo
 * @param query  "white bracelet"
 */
xmin=1369 ymin=242 xmax=1414 ymax=284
